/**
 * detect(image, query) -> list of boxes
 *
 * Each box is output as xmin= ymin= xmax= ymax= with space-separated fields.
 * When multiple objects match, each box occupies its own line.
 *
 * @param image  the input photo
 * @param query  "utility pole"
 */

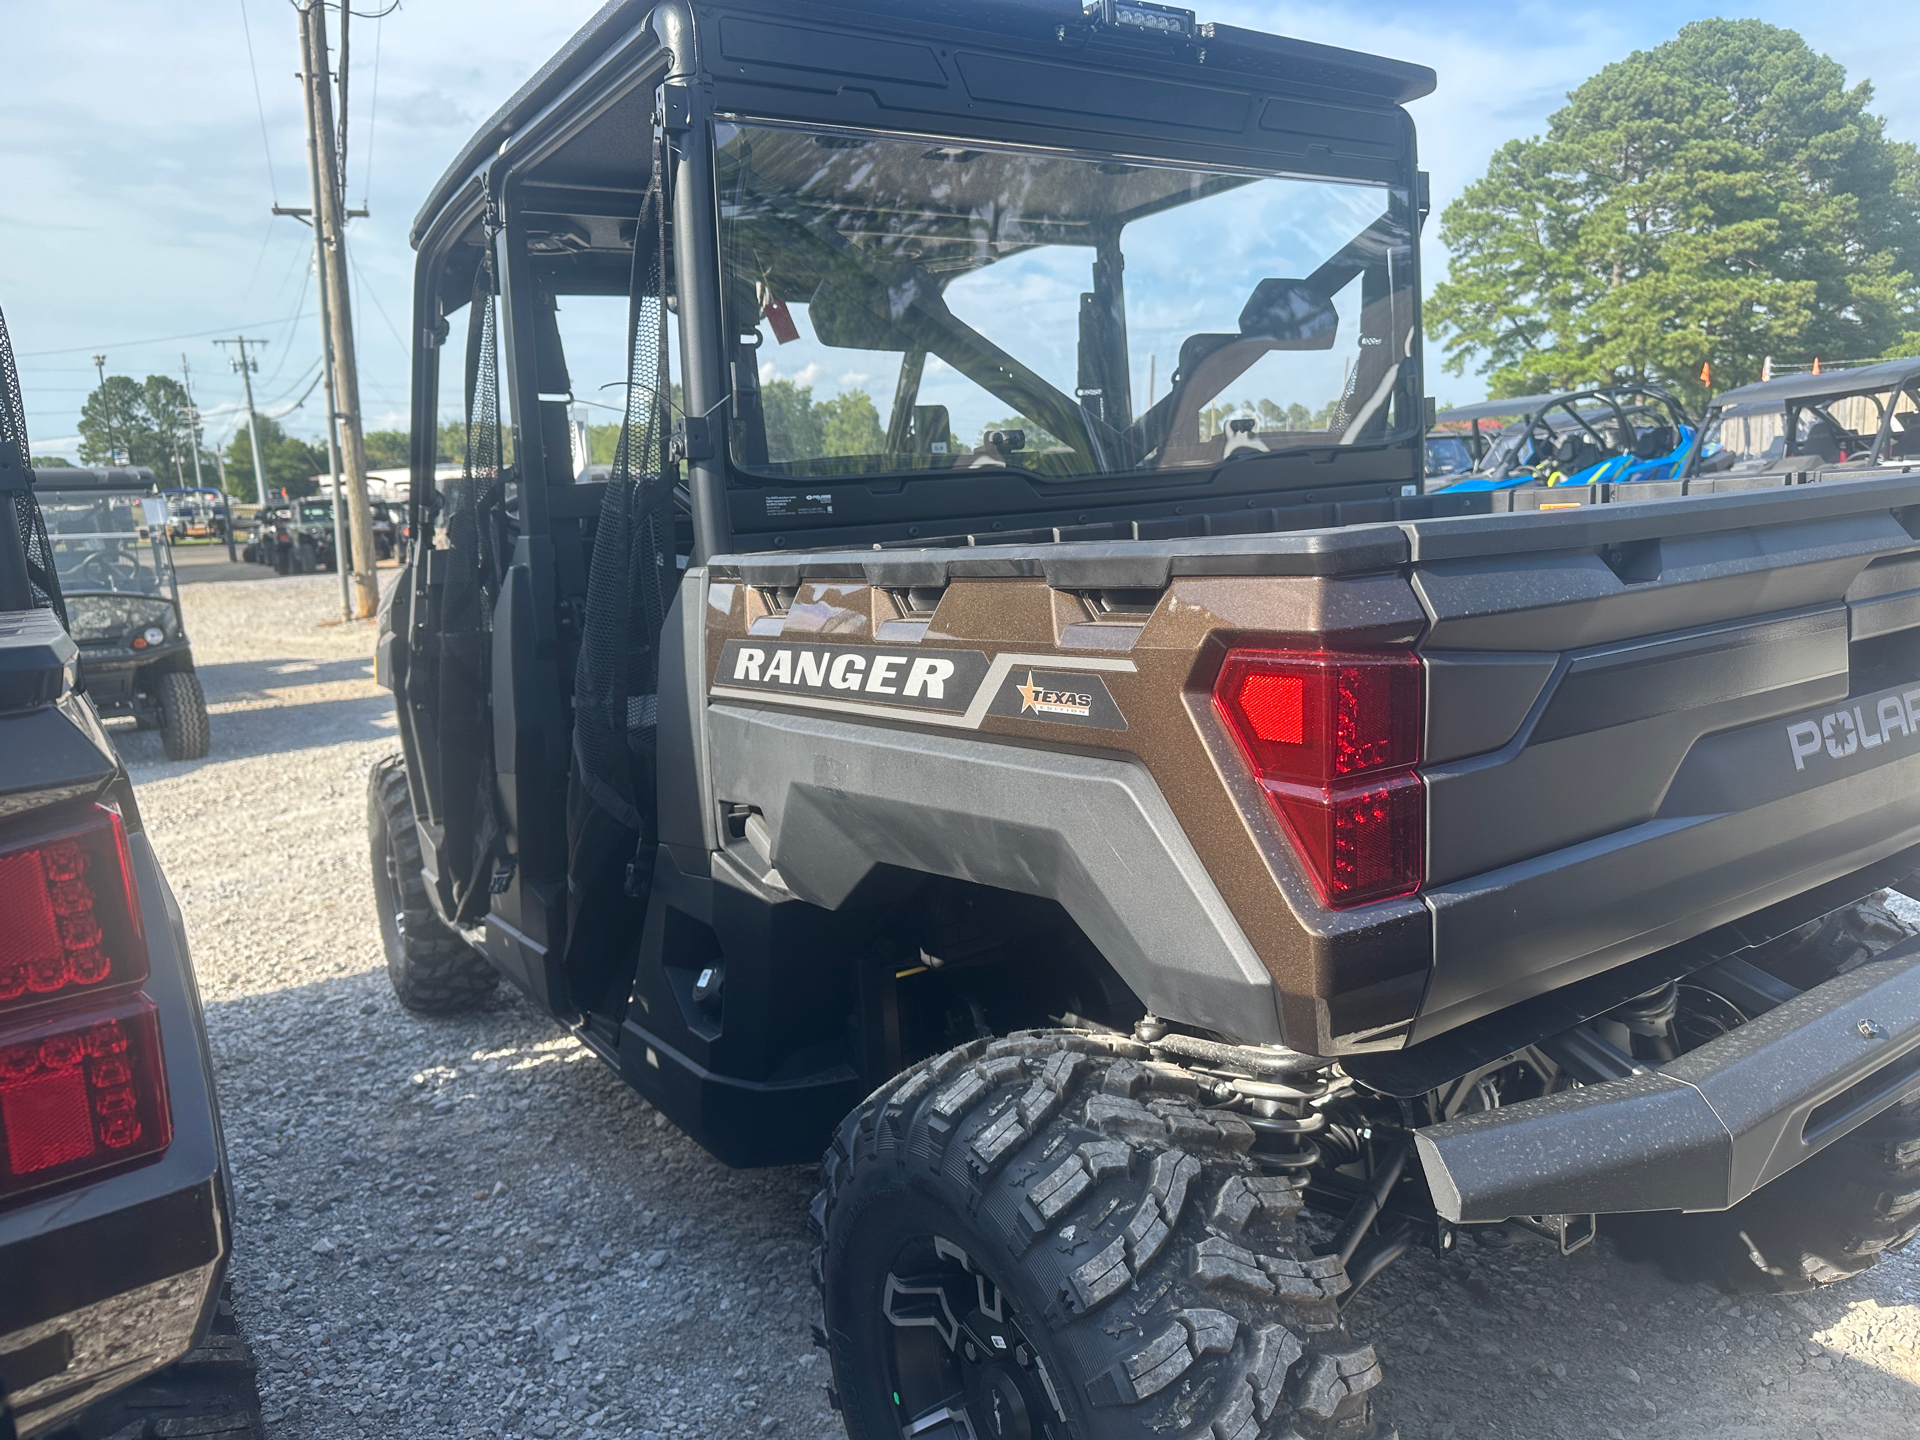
xmin=296 ymin=0 xmax=377 ymax=620
xmin=215 ymin=338 xmax=272 ymax=522
xmin=292 ymin=9 xmax=351 ymax=621
xmin=91 ymin=354 xmax=118 ymax=465
xmin=182 ymin=354 xmax=236 ymax=561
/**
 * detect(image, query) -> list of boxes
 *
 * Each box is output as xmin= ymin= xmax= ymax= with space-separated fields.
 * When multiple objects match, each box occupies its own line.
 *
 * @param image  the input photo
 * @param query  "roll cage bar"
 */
xmin=1439 ymin=383 xmax=1693 ymax=484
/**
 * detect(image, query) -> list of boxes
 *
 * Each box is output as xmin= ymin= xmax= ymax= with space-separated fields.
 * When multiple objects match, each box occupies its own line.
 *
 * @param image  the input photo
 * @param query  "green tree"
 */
xmin=817 ymin=390 xmax=885 ymax=456
xmin=363 ymin=429 xmax=410 ymax=469
xmin=223 ymin=416 xmax=328 ymax=502
xmin=1429 ymin=20 xmax=1920 ymax=407
xmin=77 ymin=373 xmax=207 ymax=480
xmin=761 ymin=378 xmax=825 ymax=461
xmin=140 ymin=376 xmax=197 ymax=482
xmin=32 ymin=457 xmax=75 ymax=469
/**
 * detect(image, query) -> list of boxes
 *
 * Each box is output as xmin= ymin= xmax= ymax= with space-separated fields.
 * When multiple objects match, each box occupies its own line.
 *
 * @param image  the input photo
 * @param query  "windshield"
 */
xmin=1424 ymin=435 xmax=1475 ymax=477
xmin=40 ymin=491 xmax=175 ymax=599
xmin=298 ymin=500 xmax=333 ymax=524
xmin=715 ymin=122 xmax=1417 ymax=484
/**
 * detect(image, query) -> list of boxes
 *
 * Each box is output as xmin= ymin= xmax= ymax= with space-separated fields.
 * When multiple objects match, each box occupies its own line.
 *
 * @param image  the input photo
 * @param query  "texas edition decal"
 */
xmin=985 ymin=668 xmax=1127 ymax=730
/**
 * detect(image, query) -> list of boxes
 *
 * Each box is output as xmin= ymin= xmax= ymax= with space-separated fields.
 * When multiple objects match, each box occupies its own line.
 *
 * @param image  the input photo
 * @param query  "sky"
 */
xmin=2 ymin=0 xmax=1917 ymax=464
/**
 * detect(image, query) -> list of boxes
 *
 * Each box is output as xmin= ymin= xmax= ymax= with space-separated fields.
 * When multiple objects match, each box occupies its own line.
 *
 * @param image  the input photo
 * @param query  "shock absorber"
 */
xmin=1609 ymin=980 xmax=1681 ymax=1063
xmin=1144 ymin=1028 xmax=1332 ymax=1171
xmin=1226 ymin=1071 xmax=1332 ymax=1170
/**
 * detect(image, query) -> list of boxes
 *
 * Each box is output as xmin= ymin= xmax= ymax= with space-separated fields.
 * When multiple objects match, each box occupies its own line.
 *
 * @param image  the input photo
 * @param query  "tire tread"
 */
xmin=366 ymin=755 xmax=497 ymax=1014
xmin=814 ymin=1029 xmax=1381 ymax=1440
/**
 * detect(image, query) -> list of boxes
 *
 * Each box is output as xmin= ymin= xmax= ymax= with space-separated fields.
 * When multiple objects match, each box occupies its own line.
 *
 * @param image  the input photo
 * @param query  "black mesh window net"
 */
xmin=571 ymin=153 xmax=678 ymax=841
xmin=0 ymin=306 xmax=67 ymax=626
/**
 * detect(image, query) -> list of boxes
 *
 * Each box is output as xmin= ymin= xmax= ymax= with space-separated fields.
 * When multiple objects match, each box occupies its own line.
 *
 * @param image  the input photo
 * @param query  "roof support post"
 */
xmin=655 ymin=0 xmax=733 ymax=564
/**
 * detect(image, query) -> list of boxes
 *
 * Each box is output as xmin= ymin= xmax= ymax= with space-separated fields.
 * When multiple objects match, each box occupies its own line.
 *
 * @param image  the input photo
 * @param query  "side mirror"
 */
xmin=1238 ymin=279 xmax=1339 ymax=350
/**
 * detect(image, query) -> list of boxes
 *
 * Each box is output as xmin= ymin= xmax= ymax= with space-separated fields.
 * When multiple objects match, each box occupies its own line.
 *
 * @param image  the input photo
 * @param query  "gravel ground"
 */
xmin=118 ymin=572 xmax=1920 ymax=1440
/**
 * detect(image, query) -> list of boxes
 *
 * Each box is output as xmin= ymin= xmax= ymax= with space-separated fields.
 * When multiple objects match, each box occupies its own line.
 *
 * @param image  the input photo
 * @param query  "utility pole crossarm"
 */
xmin=271 ymin=204 xmax=369 ymax=220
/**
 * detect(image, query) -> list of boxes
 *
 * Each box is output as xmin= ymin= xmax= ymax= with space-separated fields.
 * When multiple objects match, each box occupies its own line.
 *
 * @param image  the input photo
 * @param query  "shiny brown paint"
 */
xmin=704 ymin=571 xmax=1432 ymax=1055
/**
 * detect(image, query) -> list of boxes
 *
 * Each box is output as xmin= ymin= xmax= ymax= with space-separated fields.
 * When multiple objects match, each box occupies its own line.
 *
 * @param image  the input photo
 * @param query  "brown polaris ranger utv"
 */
xmin=371 ymin=3 xmax=1920 ymax=1436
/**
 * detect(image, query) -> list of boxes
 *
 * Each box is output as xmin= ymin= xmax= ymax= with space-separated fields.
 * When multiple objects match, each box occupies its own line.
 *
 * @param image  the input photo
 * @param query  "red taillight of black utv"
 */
xmin=0 ymin=806 xmax=171 ymax=1200
xmin=0 ymin=998 xmax=171 ymax=1196
xmin=1213 ymin=647 xmax=1424 ymax=908
xmin=0 ymin=808 xmax=149 ymax=1004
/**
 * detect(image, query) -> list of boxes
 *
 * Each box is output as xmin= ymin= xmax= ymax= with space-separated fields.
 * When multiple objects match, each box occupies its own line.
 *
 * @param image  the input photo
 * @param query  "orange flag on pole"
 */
xmin=1700 ymin=361 xmax=1711 ymax=387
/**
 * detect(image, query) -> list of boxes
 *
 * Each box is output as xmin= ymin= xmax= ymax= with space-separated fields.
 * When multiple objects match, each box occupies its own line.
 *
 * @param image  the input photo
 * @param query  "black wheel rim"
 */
xmin=880 ymin=1234 xmax=1065 ymax=1440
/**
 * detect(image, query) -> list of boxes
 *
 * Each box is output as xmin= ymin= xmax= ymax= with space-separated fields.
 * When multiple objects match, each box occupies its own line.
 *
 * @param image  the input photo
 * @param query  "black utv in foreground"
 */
xmin=372 ymin=3 xmax=1920 ymax=1436
xmin=0 ymin=312 xmax=245 ymax=1438
xmin=35 ymin=468 xmax=209 ymax=761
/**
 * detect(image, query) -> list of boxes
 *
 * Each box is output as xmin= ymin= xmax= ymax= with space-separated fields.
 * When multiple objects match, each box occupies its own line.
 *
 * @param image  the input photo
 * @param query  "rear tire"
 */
xmin=1611 ymin=895 xmax=1920 ymax=1293
xmin=1610 ymin=1097 xmax=1920 ymax=1293
xmin=157 ymin=671 xmax=210 ymax=760
xmin=367 ymin=754 xmax=497 ymax=1013
xmin=815 ymin=1030 xmax=1383 ymax=1440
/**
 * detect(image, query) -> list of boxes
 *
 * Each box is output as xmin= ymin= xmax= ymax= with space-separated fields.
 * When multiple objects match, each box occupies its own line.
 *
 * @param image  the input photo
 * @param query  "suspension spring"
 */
xmin=1147 ymin=1031 xmax=1334 ymax=1171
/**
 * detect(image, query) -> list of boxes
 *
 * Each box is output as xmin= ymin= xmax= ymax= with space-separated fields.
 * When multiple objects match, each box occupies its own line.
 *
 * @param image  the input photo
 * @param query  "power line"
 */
xmin=259 ymin=356 xmax=324 ymax=409
xmin=264 ymin=365 xmax=326 ymax=418
xmin=361 ymin=8 xmax=384 ymax=207
xmin=20 ymin=314 xmax=314 ymax=358
xmin=238 ymin=0 xmax=281 ymax=206
xmin=346 ymin=247 xmax=407 ymax=358
xmin=259 ymin=262 xmax=313 ymax=390
xmin=236 ymin=217 xmax=280 ymax=315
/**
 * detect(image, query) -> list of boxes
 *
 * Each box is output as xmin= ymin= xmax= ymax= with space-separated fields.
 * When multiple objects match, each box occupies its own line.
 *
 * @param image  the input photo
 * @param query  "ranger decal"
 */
xmin=711 ymin=641 xmax=1133 ymax=730
xmin=714 ymin=639 xmax=991 ymax=714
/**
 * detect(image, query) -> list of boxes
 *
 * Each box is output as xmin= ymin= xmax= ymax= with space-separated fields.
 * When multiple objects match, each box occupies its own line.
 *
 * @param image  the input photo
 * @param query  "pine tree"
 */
xmin=1429 ymin=20 xmax=1920 ymax=406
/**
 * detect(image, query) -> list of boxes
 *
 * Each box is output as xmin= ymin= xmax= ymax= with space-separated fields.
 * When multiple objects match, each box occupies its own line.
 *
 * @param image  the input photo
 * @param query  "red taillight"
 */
xmin=0 ymin=806 xmax=168 ymax=1201
xmin=0 ymin=997 xmax=170 ymax=1197
xmin=0 ymin=809 xmax=149 ymax=1006
xmin=1214 ymin=648 xmax=1424 ymax=907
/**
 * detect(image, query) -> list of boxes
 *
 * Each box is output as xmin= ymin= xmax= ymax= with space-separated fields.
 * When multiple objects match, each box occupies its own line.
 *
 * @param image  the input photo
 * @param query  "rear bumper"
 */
xmin=75 ymin=646 xmax=194 ymax=711
xmin=0 ymin=834 xmax=230 ymax=1438
xmin=1415 ymin=935 xmax=1920 ymax=1223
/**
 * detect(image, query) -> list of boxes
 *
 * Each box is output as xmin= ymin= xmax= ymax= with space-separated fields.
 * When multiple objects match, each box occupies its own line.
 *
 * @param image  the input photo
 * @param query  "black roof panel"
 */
xmin=413 ymin=0 xmax=1435 ymax=246
xmin=1708 ymin=356 xmax=1920 ymax=412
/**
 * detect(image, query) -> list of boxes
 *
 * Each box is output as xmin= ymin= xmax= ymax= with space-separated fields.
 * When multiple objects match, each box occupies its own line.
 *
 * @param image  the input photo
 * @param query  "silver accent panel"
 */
xmin=706 ymin=702 xmax=1282 ymax=1043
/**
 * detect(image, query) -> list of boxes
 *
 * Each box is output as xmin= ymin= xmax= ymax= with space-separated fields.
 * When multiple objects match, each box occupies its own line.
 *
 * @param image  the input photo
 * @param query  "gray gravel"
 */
xmin=120 ymin=571 xmax=1920 ymax=1440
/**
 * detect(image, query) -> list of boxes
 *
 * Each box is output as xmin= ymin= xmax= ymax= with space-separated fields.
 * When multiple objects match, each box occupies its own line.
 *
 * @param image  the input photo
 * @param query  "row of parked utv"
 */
xmin=1424 ymin=356 xmax=1920 ymax=510
xmin=239 ymin=495 xmax=408 ymax=574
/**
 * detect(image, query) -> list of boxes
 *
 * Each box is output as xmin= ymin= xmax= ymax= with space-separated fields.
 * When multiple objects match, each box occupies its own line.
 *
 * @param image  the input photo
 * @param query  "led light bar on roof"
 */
xmin=1092 ymin=0 xmax=1196 ymax=38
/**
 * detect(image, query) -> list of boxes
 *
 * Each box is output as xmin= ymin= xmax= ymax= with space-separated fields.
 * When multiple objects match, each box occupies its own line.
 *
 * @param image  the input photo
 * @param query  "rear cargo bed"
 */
xmin=717 ymin=472 xmax=1920 ymax=1053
